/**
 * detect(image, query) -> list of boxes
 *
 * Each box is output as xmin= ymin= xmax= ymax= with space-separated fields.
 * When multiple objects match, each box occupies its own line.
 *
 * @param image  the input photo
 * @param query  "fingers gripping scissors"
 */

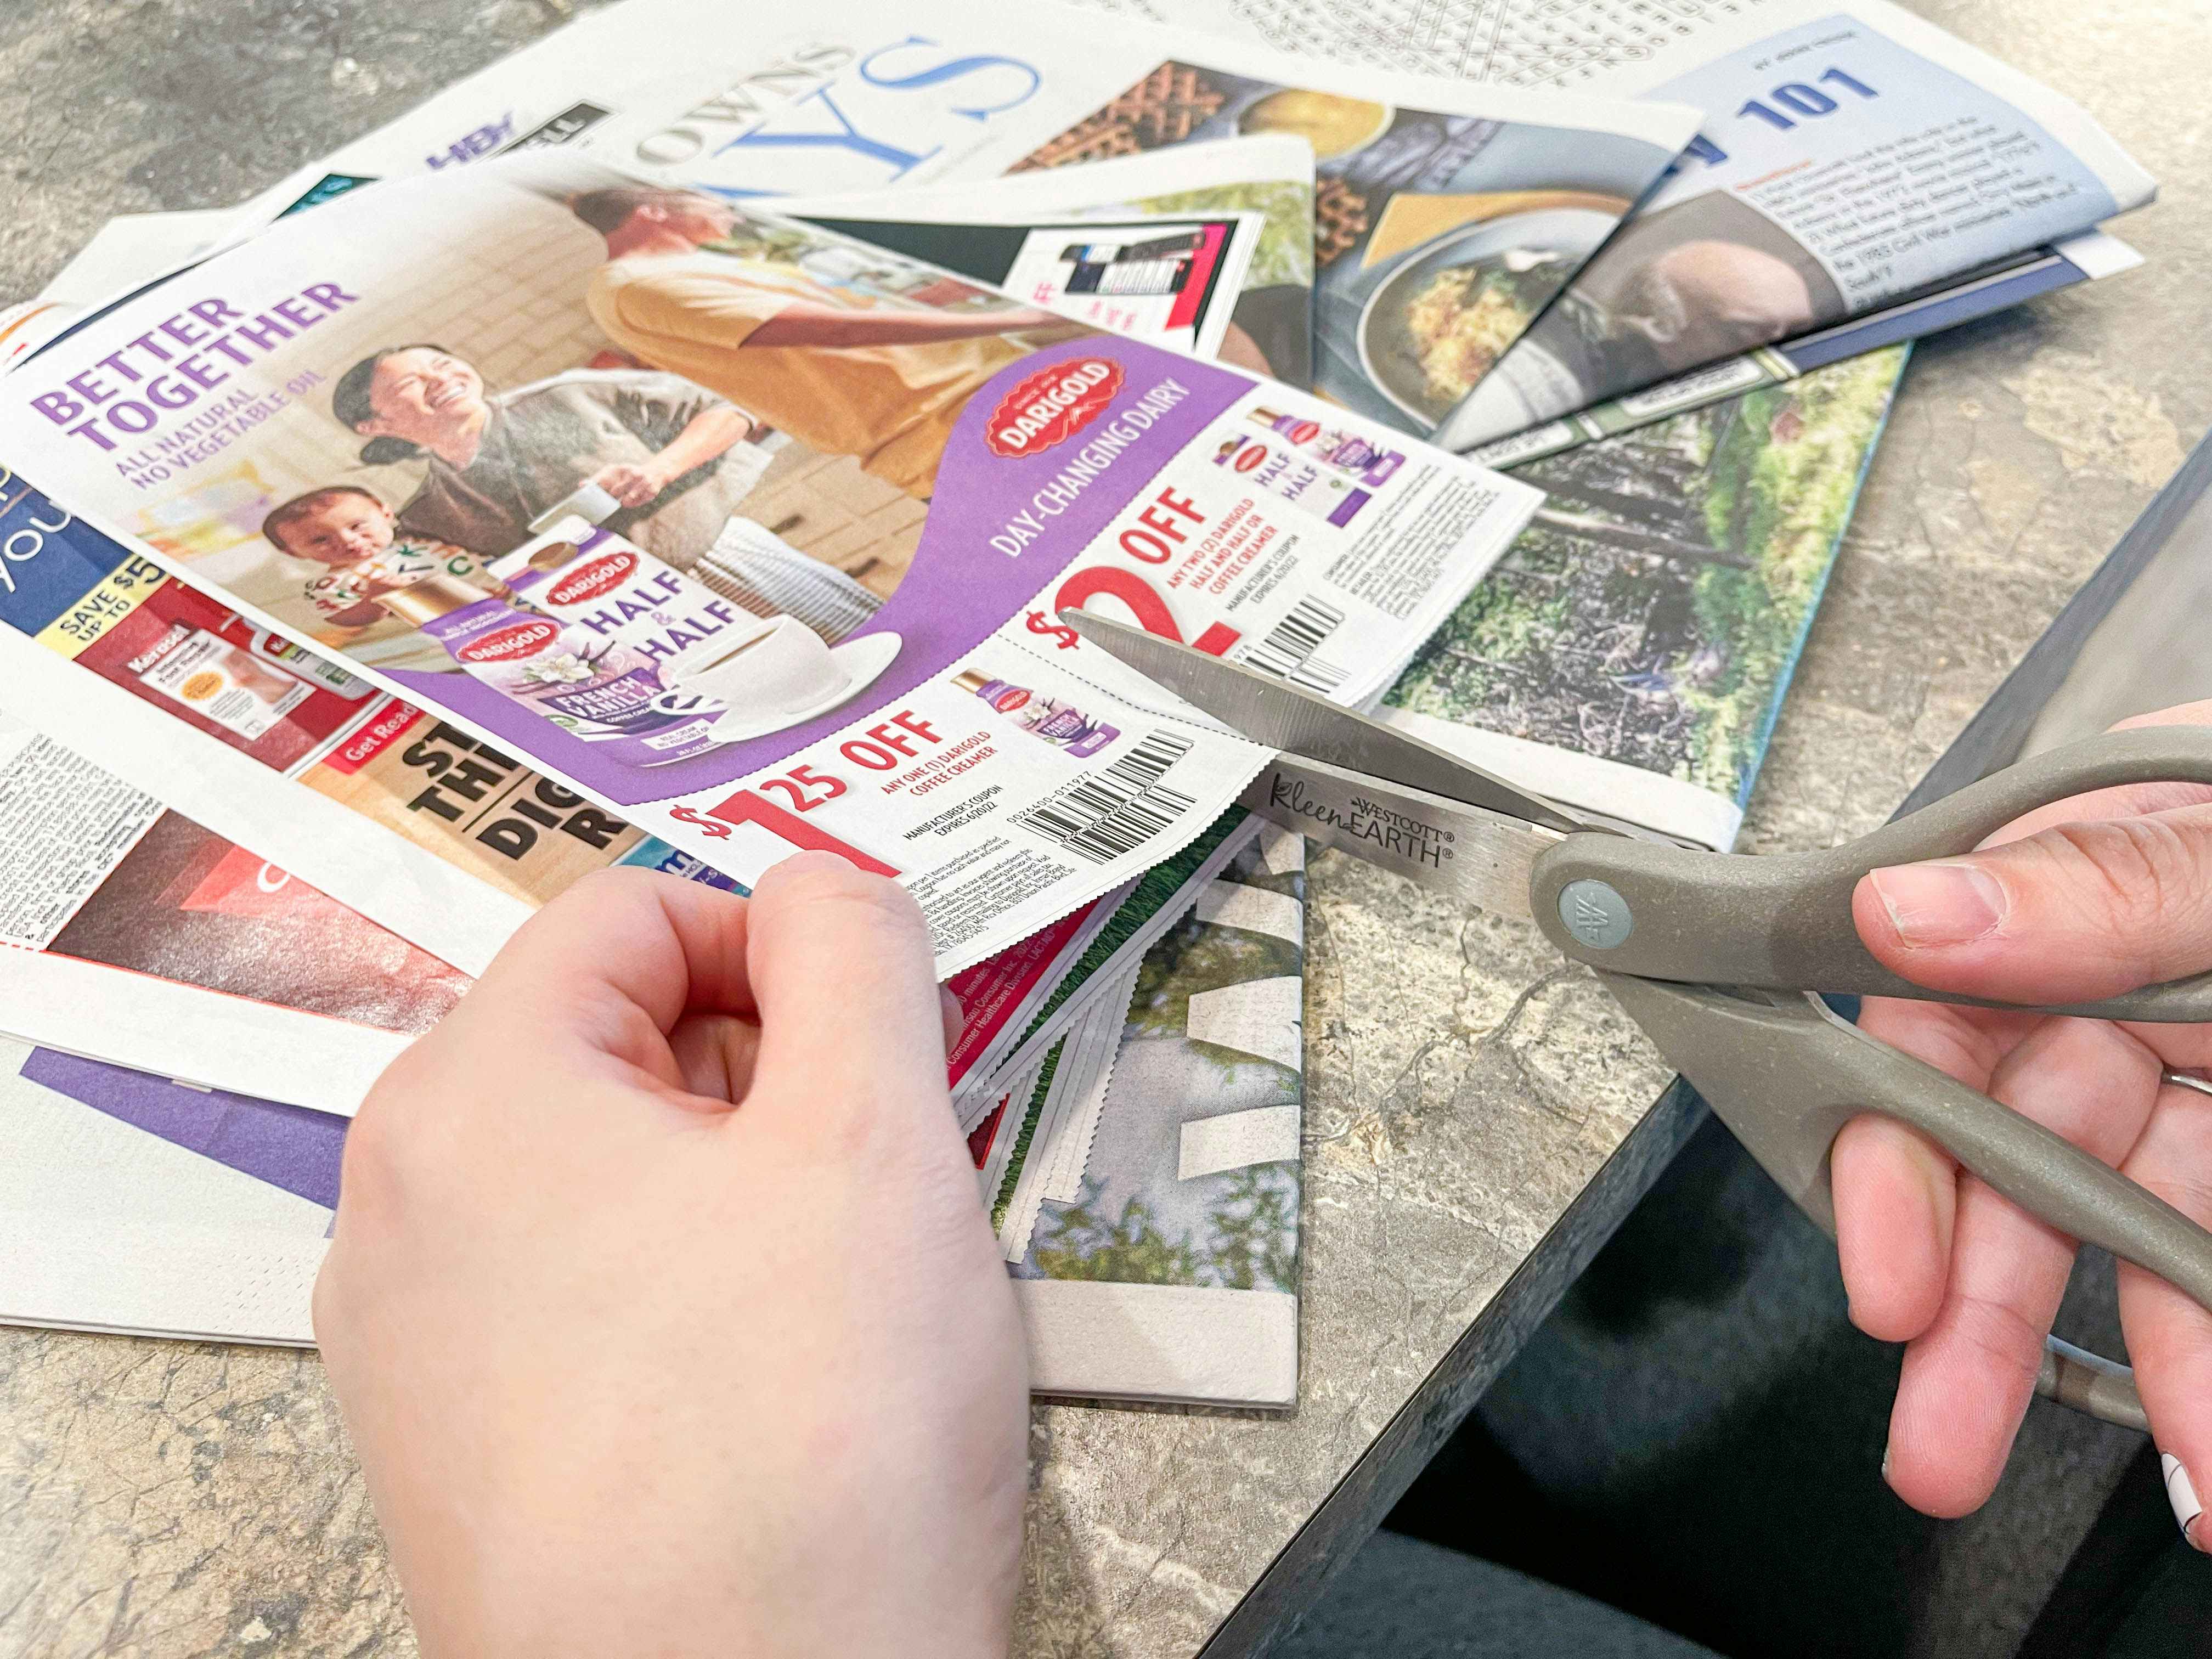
xmin=1071 ymin=610 xmax=2212 ymax=1431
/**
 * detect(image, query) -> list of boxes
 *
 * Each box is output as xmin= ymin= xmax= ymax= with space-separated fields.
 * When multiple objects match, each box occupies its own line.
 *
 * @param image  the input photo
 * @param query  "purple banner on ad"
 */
xmin=383 ymin=337 xmax=1249 ymax=806
xmin=23 ymin=1048 xmax=345 ymax=1211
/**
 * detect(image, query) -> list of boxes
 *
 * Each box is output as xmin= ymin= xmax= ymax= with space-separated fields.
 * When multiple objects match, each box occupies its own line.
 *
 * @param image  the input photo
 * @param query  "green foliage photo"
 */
xmin=1387 ymin=346 xmax=1908 ymax=798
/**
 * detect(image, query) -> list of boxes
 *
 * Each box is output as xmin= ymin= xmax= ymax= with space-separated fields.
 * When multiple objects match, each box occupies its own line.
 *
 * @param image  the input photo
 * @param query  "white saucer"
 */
xmin=687 ymin=630 xmax=905 ymax=742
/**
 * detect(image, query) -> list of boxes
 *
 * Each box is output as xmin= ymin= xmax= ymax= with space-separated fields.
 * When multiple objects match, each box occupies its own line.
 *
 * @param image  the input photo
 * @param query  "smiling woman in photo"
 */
xmin=332 ymin=342 xmax=756 ymax=565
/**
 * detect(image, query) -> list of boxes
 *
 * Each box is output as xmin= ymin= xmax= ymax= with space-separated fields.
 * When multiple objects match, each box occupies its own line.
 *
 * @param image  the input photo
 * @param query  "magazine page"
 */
xmin=0 ymin=153 xmax=1539 ymax=977
xmin=1000 ymin=822 xmax=1307 ymax=1405
xmin=1434 ymin=3 xmax=2151 ymax=447
xmin=797 ymin=210 xmax=1263 ymax=364
xmin=0 ymin=712 xmax=434 ymax=1111
xmin=0 ymin=180 xmax=1290 ymax=1093
xmin=1072 ymin=0 xmax=2149 ymax=448
xmin=1384 ymin=344 xmax=1909 ymax=850
xmin=573 ymin=0 xmax=1700 ymax=429
xmin=1465 ymin=230 xmax=2140 ymax=467
xmin=952 ymin=809 xmax=1259 ymax=1126
xmin=789 ymin=136 xmax=1317 ymax=379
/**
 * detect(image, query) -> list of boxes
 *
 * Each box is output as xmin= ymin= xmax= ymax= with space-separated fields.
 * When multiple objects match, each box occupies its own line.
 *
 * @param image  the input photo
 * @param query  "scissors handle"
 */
xmin=1532 ymin=725 xmax=2212 ymax=1020
xmin=1602 ymin=975 xmax=2212 ymax=1430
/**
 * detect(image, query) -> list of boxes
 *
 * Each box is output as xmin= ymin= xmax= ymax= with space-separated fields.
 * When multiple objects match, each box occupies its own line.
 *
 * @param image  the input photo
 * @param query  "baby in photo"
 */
xmin=262 ymin=486 xmax=500 ymax=635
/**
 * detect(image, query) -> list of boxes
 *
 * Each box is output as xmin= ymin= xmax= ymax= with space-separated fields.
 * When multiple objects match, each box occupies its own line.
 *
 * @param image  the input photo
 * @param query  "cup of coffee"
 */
xmin=665 ymin=615 xmax=847 ymax=715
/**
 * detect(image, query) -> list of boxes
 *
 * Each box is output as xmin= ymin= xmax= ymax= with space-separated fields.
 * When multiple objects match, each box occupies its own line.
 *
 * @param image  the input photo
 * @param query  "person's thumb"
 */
xmin=742 ymin=850 xmax=953 ymax=1131
xmin=1853 ymin=803 xmax=2212 ymax=1004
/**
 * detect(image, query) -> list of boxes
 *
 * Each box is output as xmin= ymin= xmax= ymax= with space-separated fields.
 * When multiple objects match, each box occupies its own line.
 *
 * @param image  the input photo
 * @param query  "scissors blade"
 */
xmin=1066 ymin=609 xmax=1593 ymax=834
xmin=1239 ymin=751 xmax=1562 ymax=919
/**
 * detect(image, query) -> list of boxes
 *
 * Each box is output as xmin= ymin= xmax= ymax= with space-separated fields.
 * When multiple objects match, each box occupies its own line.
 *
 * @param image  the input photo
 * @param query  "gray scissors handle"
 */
xmin=1531 ymin=725 xmax=2212 ymax=1020
xmin=1602 ymin=974 xmax=2212 ymax=1431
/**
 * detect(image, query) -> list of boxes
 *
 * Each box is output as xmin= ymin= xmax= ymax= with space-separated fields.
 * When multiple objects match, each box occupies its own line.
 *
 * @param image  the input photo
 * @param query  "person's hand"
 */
xmin=314 ymin=857 xmax=1028 ymax=1656
xmin=590 ymin=459 xmax=669 ymax=507
xmin=1841 ymin=701 xmax=2212 ymax=1544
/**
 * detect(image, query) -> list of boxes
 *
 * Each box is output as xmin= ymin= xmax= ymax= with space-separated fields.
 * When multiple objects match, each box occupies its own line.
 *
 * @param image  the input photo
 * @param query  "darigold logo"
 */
xmin=458 ymin=620 xmax=560 ymax=664
xmin=986 ymin=357 xmax=1124 ymax=459
xmin=548 ymin=552 xmax=638 ymax=607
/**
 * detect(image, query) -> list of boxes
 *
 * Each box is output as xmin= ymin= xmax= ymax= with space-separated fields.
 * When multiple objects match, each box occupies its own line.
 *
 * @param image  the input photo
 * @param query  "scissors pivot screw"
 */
xmin=1558 ymin=879 xmax=1634 ymax=950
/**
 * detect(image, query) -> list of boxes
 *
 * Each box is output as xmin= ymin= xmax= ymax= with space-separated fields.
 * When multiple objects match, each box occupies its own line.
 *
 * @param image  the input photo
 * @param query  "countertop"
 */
xmin=2 ymin=1 xmax=2208 ymax=1652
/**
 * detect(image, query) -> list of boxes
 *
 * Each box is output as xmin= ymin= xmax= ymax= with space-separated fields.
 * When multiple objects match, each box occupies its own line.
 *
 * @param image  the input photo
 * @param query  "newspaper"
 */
xmin=201 ymin=0 xmax=1703 ymax=415
xmin=0 ymin=151 xmax=1537 ymax=978
xmin=1073 ymin=0 xmax=2152 ymax=450
xmin=1386 ymin=343 xmax=1910 ymax=850
xmin=195 ymin=0 xmax=1699 ymax=420
xmin=0 ymin=710 xmax=429 ymax=1111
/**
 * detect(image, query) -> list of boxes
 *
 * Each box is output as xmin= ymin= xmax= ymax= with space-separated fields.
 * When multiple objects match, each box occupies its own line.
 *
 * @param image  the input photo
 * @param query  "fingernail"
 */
xmin=2164 ymin=1453 xmax=2206 ymax=1550
xmin=1880 ymin=1449 xmax=1894 ymax=1488
xmin=1867 ymin=862 xmax=2007 ymax=947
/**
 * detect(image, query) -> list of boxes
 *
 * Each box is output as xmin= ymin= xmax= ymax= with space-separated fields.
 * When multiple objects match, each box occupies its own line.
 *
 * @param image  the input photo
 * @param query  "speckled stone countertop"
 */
xmin=4 ymin=2 xmax=2209 ymax=1654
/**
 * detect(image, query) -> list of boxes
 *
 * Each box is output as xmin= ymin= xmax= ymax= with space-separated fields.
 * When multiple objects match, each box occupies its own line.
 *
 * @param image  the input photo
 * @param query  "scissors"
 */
xmin=1071 ymin=608 xmax=2212 ymax=1431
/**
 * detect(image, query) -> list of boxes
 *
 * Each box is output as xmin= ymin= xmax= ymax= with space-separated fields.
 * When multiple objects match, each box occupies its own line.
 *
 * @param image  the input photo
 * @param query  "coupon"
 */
xmin=0 ymin=154 xmax=1538 ymax=974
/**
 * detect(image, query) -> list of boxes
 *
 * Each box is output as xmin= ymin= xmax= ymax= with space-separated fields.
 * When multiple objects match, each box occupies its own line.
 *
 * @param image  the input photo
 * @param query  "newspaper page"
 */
xmin=0 ymin=153 xmax=1539 ymax=977
xmin=1071 ymin=0 xmax=2151 ymax=449
xmin=0 ymin=822 xmax=1307 ymax=1409
xmin=1385 ymin=343 xmax=1909 ymax=849
xmin=0 ymin=711 xmax=434 ymax=1111
xmin=200 ymin=0 xmax=1699 ymax=411
xmin=201 ymin=0 xmax=1699 ymax=417
xmin=571 ymin=0 xmax=1701 ymax=429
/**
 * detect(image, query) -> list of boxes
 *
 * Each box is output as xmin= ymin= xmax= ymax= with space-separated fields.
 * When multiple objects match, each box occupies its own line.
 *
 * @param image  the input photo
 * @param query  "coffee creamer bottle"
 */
xmin=952 ymin=669 xmax=1119 ymax=758
xmin=493 ymin=521 xmax=768 ymax=681
xmin=377 ymin=576 xmax=728 ymax=769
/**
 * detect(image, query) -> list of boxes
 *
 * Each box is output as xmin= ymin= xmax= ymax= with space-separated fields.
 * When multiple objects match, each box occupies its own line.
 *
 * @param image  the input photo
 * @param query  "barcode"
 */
xmin=1239 ymin=597 xmax=1347 ymax=691
xmin=1013 ymin=731 xmax=1196 ymax=864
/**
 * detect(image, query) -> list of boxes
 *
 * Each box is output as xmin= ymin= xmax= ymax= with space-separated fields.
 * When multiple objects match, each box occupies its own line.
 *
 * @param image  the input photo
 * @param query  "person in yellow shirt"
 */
xmin=573 ymin=187 xmax=1085 ymax=500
